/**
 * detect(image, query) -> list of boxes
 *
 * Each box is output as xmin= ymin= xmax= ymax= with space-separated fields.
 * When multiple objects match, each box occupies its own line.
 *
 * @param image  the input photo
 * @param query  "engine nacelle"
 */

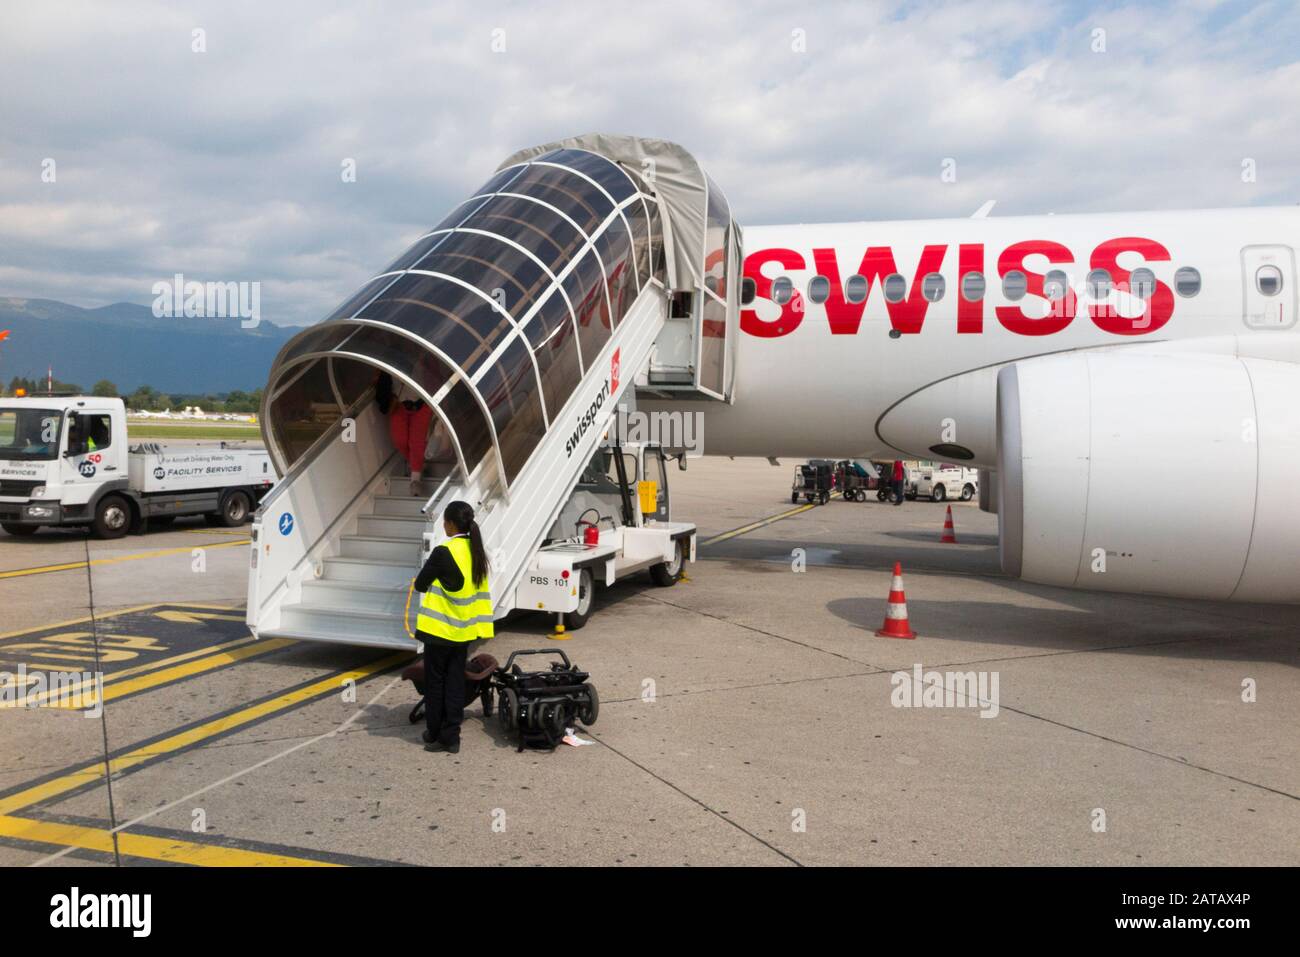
xmin=997 ymin=351 xmax=1300 ymax=603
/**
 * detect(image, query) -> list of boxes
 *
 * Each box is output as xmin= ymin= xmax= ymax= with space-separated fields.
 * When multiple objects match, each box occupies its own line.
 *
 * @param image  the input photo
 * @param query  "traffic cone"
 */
xmin=875 ymin=562 xmax=917 ymax=639
xmin=940 ymin=505 xmax=958 ymax=544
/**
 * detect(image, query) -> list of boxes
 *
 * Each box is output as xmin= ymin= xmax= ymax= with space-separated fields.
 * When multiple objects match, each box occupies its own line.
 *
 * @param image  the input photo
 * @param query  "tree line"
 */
xmin=3 ymin=377 xmax=263 ymax=414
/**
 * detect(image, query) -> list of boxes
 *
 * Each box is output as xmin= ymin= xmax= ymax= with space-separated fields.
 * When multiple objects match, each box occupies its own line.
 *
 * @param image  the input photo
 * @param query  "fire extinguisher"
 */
xmin=577 ymin=508 xmax=602 ymax=547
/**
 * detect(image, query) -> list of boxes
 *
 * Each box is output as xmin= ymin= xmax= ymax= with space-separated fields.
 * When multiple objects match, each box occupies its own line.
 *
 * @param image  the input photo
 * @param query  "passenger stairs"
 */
xmin=246 ymin=135 xmax=739 ymax=650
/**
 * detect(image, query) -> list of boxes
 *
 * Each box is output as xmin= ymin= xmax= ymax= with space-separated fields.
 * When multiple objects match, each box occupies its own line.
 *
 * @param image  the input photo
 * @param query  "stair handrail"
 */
xmin=255 ymin=387 xmax=376 ymax=520
xmin=420 ymin=471 xmax=458 ymax=516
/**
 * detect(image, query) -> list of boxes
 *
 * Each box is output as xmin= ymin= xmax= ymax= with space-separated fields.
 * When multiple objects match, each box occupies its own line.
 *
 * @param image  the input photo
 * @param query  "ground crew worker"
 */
xmin=892 ymin=459 xmax=906 ymax=506
xmin=414 ymin=500 xmax=493 ymax=754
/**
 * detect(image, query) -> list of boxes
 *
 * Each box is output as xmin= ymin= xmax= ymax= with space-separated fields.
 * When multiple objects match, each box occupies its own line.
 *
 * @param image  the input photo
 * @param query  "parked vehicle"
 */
xmin=0 ymin=395 xmax=273 ymax=538
xmin=907 ymin=462 xmax=979 ymax=502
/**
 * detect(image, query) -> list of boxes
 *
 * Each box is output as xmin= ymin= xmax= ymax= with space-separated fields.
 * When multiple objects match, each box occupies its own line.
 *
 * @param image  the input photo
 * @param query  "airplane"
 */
xmin=249 ymin=134 xmax=1300 ymax=647
xmin=646 ymin=205 xmax=1300 ymax=604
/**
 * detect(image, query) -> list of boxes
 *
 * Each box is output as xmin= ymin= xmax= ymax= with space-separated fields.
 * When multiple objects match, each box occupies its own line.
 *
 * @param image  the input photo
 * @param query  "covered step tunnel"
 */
xmin=261 ymin=135 xmax=740 ymax=494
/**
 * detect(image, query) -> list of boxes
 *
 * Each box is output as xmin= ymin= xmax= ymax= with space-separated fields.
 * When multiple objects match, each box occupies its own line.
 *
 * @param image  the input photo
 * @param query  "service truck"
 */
xmin=0 ymin=395 xmax=273 ymax=538
xmin=906 ymin=462 xmax=979 ymax=503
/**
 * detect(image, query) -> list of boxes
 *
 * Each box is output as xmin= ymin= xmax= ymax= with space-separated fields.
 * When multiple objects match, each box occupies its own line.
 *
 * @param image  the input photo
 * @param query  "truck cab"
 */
xmin=0 ymin=395 xmax=129 ymax=535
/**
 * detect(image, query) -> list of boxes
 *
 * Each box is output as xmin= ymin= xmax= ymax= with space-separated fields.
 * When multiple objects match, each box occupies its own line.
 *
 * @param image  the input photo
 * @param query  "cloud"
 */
xmin=0 ymin=0 xmax=1297 ymax=325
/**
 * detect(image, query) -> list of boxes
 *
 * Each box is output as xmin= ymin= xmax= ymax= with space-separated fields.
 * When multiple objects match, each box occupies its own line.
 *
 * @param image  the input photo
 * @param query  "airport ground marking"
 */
xmin=0 ymin=651 xmax=412 ymax=817
xmin=701 ymin=502 xmax=816 ymax=547
xmin=0 ymin=815 xmax=341 ymax=866
xmin=1 ymin=602 xmax=286 ymax=706
xmin=30 ymin=638 xmax=296 ymax=708
xmin=27 ymin=673 xmax=408 ymax=867
xmin=0 ymin=539 xmax=250 ymax=580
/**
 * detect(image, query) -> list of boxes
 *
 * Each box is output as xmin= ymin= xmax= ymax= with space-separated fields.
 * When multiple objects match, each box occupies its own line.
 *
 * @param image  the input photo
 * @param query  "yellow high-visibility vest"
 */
xmin=417 ymin=535 xmax=494 ymax=642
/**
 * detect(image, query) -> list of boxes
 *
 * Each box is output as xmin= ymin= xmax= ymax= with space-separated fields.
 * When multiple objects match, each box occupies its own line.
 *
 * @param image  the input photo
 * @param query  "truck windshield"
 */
xmin=0 ymin=408 xmax=63 ymax=461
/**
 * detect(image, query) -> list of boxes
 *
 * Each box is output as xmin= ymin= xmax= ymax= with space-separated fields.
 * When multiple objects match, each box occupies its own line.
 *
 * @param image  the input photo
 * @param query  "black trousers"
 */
xmin=421 ymin=635 xmax=469 ymax=745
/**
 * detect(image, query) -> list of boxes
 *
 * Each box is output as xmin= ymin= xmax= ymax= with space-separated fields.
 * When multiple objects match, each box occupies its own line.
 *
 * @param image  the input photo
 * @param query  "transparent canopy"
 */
xmin=263 ymin=135 xmax=726 ymax=492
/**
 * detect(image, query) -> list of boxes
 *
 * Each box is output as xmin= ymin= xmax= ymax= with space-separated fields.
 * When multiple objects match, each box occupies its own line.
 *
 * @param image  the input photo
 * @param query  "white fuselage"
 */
xmin=683 ymin=206 xmax=1299 ymax=465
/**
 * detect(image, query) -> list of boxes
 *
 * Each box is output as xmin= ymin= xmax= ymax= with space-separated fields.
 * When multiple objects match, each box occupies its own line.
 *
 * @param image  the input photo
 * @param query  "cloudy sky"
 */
xmin=1 ymin=0 xmax=1297 ymax=327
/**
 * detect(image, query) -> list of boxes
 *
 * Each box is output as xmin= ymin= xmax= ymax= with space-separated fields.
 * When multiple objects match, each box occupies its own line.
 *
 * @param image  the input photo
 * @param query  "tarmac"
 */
xmin=0 ymin=456 xmax=1296 ymax=866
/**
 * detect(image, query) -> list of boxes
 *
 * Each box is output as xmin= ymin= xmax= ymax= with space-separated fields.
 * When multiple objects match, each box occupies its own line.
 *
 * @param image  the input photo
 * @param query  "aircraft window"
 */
xmin=1174 ymin=266 xmax=1201 ymax=297
xmin=1002 ymin=270 xmax=1027 ymax=301
xmin=1043 ymin=270 xmax=1069 ymax=300
xmin=883 ymin=273 xmax=907 ymax=303
xmin=1086 ymin=268 xmax=1112 ymax=299
xmin=1256 ymin=264 xmax=1283 ymax=297
xmin=772 ymin=276 xmax=794 ymax=305
xmin=741 ymin=277 xmax=756 ymax=305
xmin=808 ymin=276 xmax=831 ymax=304
xmin=960 ymin=271 xmax=985 ymax=301
xmin=845 ymin=275 xmax=868 ymax=304
xmin=1129 ymin=267 xmax=1156 ymax=299
xmin=921 ymin=272 xmax=945 ymax=303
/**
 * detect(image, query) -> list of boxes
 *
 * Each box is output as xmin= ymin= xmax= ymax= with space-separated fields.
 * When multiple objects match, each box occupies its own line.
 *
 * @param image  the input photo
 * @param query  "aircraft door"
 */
xmin=1241 ymin=245 xmax=1297 ymax=330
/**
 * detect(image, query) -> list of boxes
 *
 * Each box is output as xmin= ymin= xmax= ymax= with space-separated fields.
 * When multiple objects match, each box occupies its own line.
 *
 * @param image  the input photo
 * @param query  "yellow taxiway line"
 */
xmin=0 ymin=539 xmax=250 ymax=580
xmin=0 ymin=651 xmax=410 ymax=817
xmin=700 ymin=502 xmax=817 ymax=547
xmin=0 ymin=815 xmax=339 ymax=867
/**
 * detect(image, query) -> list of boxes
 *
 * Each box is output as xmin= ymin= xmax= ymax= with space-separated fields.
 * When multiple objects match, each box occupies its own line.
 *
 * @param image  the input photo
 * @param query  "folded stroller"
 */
xmin=402 ymin=653 xmax=500 ymax=725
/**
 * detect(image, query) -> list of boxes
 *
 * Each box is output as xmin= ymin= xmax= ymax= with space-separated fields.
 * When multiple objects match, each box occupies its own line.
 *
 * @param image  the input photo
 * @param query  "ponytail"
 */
xmin=444 ymin=500 xmax=489 ymax=588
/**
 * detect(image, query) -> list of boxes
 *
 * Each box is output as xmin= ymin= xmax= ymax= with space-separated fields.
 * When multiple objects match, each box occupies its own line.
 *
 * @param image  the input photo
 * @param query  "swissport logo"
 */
xmin=564 ymin=378 xmax=610 ymax=459
xmin=611 ymin=348 xmax=620 ymax=393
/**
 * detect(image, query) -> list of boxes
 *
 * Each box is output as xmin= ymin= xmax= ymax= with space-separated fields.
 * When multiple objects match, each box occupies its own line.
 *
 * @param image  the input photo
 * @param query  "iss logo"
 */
xmin=278 ymin=512 xmax=294 ymax=536
xmin=153 ymin=467 xmax=166 ymax=480
xmin=78 ymin=461 xmax=96 ymax=478
xmin=610 ymin=348 xmax=620 ymax=394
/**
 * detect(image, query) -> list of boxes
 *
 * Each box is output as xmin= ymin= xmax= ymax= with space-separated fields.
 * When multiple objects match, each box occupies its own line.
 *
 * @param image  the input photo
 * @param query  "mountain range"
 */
xmin=0 ymin=297 xmax=300 ymax=393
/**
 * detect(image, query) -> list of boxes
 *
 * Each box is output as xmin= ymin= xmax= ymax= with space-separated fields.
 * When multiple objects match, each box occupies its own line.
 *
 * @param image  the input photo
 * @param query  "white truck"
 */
xmin=0 ymin=395 xmax=273 ymax=538
xmin=906 ymin=462 xmax=979 ymax=503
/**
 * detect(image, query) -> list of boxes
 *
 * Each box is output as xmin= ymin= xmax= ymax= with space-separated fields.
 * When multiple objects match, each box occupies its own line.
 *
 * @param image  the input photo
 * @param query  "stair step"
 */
xmin=372 ymin=495 xmax=429 ymax=517
xmin=266 ymin=609 xmax=420 ymax=651
xmin=300 ymin=579 xmax=411 ymax=615
xmin=356 ymin=513 xmax=428 ymax=539
xmin=339 ymin=534 xmax=424 ymax=562
xmin=321 ymin=556 xmax=418 ymax=586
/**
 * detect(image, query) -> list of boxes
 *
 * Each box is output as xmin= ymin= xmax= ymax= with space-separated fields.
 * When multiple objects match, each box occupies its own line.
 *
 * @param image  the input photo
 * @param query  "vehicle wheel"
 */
xmin=547 ymin=703 xmax=567 ymax=737
xmin=1 ymin=523 xmax=39 ymax=537
xmin=791 ymin=492 xmax=798 ymax=504
xmin=92 ymin=495 xmax=131 ymax=539
xmin=499 ymin=688 xmax=518 ymax=732
xmin=219 ymin=491 xmax=251 ymax=527
xmin=480 ymin=686 xmax=494 ymax=718
xmin=819 ymin=491 xmax=829 ymax=505
xmin=649 ymin=539 xmax=685 ymax=587
xmin=579 ymin=683 xmax=599 ymax=725
xmin=857 ymin=489 xmax=868 ymax=502
xmin=877 ymin=489 xmax=887 ymax=501
xmin=961 ymin=484 xmax=975 ymax=501
xmin=564 ymin=567 xmax=595 ymax=630
xmin=932 ymin=484 xmax=946 ymax=503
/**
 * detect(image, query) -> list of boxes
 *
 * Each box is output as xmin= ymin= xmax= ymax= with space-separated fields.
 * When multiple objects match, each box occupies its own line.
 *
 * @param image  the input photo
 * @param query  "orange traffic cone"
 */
xmin=940 ymin=505 xmax=958 ymax=544
xmin=876 ymin=562 xmax=917 ymax=639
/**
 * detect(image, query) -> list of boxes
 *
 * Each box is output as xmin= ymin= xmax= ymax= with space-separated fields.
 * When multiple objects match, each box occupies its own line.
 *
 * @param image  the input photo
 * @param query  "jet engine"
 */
xmin=997 ymin=351 xmax=1300 ymax=602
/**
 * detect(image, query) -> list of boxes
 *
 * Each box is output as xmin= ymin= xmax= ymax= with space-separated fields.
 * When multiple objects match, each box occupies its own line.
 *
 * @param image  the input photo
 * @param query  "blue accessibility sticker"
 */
xmin=278 ymin=512 xmax=294 ymax=536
